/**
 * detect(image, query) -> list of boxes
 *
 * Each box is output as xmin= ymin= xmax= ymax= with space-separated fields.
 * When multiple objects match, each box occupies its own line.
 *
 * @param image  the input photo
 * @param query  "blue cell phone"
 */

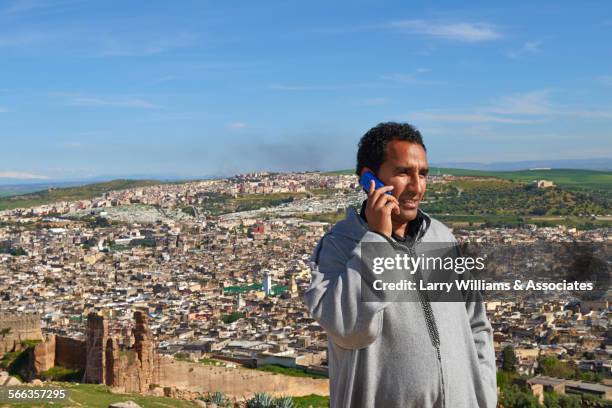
xmin=359 ymin=171 xmax=393 ymax=195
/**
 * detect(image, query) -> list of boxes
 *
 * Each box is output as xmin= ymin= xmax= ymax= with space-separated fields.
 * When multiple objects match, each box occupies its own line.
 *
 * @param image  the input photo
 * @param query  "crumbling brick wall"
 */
xmin=0 ymin=313 xmax=43 ymax=356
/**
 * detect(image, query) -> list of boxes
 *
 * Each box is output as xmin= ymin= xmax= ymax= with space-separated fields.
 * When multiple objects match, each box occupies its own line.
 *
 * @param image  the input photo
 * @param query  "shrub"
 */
xmin=210 ymin=391 xmax=230 ymax=406
xmin=247 ymin=393 xmax=274 ymax=408
xmin=40 ymin=366 xmax=84 ymax=382
xmin=273 ymin=396 xmax=295 ymax=408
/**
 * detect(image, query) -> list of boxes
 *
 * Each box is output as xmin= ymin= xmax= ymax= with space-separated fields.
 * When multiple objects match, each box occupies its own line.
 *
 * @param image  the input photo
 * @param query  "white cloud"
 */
xmin=409 ymin=111 xmax=536 ymax=124
xmin=70 ymin=97 xmax=166 ymax=109
xmin=381 ymin=73 xmax=445 ymax=86
xmin=485 ymin=90 xmax=612 ymax=119
xmin=0 ymin=25 xmax=195 ymax=58
xmin=388 ymin=20 xmax=502 ymax=42
xmin=408 ymin=90 xmax=612 ymax=125
xmin=523 ymin=40 xmax=541 ymax=53
xmin=507 ymin=40 xmax=542 ymax=59
xmin=0 ymin=31 xmax=51 ymax=47
xmin=0 ymin=0 xmax=79 ymax=16
xmin=268 ymin=83 xmax=373 ymax=91
xmin=381 ymin=73 xmax=421 ymax=84
xmin=0 ymin=171 xmax=49 ymax=180
xmin=99 ymin=32 xmax=196 ymax=57
xmin=485 ymin=90 xmax=553 ymax=115
xmin=228 ymin=122 xmax=248 ymax=129
xmin=570 ymin=110 xmax=612 ymax=119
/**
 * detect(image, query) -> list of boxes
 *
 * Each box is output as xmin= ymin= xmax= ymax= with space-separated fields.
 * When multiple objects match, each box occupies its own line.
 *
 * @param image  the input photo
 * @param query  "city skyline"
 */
xmin=1 ymin=0 xmax=612 ymax=180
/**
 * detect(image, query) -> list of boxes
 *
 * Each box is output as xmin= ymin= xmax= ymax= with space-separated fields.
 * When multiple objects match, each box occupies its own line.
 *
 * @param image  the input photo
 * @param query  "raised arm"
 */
xmin=304 ymin=231 xmax=399 ymax=349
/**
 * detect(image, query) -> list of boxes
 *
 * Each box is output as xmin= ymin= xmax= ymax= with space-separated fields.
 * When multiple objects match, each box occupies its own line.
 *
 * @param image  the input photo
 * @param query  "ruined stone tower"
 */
xmin=83 ymin=313 xmax=108 ymax=383
xmin=82 ymin=310 xmax=157 ymax=392
xmin=133 ymin=310 xmax=156 ymax=391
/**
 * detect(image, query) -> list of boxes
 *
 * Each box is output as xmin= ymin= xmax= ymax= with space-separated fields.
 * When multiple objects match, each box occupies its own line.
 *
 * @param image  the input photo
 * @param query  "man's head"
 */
xmin=356 ymin=122 xmax=428 ymax=223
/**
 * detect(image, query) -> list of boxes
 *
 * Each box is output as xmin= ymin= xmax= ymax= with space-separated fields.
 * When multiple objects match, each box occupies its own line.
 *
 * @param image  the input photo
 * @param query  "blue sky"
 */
xmin=0 ymin=0 xmax=611 ymax=181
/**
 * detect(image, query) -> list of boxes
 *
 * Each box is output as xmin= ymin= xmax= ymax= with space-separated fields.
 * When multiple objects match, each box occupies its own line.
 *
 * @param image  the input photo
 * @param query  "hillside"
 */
xmin=325 ymin=168 xmax=612 ymax=191
xmin=0 ymin=180 xmax=162 ymax=211
xmin=430 ymin=168 xmax=612 ymax=191
xmin=320 ymin=168 xmax=611 ymax=229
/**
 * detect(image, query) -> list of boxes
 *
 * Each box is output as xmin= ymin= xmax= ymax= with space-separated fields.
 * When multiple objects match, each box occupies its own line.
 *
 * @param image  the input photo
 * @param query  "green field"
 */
xmin=0 ymin=383 xmax=330 ymax=408
xmin=0 ymin=383 xmax=198 ymax=407
xmin=293 ymin=394 xmax=330 ymax=407
xmin=0 ymin=180 xmax=163 ymax=211
xmin=325 ymin=168 xmax=612 ymax=190
xmin=430 ymin=167 xmax=612 ymax=191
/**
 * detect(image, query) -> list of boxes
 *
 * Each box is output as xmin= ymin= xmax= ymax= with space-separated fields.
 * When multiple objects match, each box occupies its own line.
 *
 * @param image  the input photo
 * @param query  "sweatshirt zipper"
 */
xmin=359 ymin=207 xmax=446 ymax=406
xmin=408 ymin=242 xmax=446 ymax=408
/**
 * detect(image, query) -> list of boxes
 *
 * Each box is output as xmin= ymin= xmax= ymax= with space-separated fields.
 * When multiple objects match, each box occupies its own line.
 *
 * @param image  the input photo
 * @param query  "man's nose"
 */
xmin=406 ymin=174 xmax=423 ymax=195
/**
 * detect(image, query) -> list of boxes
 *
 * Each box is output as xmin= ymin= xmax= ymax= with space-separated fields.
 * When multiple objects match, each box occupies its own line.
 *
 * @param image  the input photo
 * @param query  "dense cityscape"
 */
xmin=0 ymin=172 xmax=609 ymax=406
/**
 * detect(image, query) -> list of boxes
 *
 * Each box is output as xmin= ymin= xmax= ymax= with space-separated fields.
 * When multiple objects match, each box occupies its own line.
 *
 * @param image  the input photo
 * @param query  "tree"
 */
xmin=502 ymin=345 xmax=517 ymax=372
xmin=557 ymin=394 xmax=581 ymax=408
xmin=536 ymin=355 xmax=574 ymax=379
xmin=501 ymin=385 xmax=539 ymax=408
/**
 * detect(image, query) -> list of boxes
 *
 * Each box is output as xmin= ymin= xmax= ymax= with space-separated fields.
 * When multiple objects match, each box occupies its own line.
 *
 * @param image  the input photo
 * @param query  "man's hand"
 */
xmin=365 ymin=179 xmax=400 ymax=238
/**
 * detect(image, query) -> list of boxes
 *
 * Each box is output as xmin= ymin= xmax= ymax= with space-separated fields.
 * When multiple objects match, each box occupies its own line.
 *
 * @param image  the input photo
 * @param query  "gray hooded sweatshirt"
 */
xmin=304 ymin=206 xmax=497 ymax=408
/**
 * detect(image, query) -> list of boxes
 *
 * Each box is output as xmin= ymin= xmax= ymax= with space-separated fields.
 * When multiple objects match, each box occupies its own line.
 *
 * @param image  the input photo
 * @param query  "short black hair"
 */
xmin=355 ymin=122 xmax=426 ymax=175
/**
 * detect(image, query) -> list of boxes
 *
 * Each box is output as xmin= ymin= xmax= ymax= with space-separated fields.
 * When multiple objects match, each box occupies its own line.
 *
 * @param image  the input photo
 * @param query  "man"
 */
xmin=304 ymin=122 xmax=497 ymax=408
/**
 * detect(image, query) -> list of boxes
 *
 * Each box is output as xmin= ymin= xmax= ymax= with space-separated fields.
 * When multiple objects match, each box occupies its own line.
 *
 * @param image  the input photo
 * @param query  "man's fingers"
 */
xmin=391 ymin=202 xmax=400 ymax=215
xmin=368 ymin=180 xmax=375 ymax=196
xmin=368 ymin=185 xmax=394 ymax=205
xmin=373 ymin=193 xmax=399 ymax=211
xmin=376 ymin=185 xmax=395 ymax=194
xmin=382 ymin=201 xmax=400 ymax=215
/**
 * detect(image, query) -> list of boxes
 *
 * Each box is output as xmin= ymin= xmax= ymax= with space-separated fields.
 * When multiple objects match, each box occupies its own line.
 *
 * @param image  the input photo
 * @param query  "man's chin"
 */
xmin=395 ymin=207 xmax=419 ymax=222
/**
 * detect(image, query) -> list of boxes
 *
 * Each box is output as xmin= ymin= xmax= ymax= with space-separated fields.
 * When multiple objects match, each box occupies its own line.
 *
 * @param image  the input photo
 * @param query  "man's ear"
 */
xmin=359 ymin=167 xmax=373 ymax=177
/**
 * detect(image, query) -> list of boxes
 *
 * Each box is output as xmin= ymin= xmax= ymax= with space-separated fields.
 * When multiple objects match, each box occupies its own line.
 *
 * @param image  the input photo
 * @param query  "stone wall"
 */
xmin=1 ymin=312 xmax=329 ymax=399
xmin=105 ymin=338 xmax=148 ymax=393
xmin=0 ymin=313 xmax=42 ymax=356
xmin=156 ymin=357 xmax=329 ymax=398
xmin=104 ymin=311 xmax=157 ymax=393
xmin=28 ymin=334 xmax=55 ymax=375
xmin=55 ymin=335 xmax=87 ymax=370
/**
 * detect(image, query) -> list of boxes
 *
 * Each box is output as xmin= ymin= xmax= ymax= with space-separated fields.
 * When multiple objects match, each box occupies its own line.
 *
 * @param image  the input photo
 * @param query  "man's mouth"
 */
xmin=400 ymin=198 xmax=419 ymax=209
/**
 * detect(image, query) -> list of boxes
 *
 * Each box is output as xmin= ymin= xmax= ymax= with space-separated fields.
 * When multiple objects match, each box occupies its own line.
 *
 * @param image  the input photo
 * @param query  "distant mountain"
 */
xmin=0 ymin=173 xmax=221 ymax=187
xmin=430 ymin=158 xmax=612 ymax=171
xmin=0 ymin=182 xmax=88 ymax=197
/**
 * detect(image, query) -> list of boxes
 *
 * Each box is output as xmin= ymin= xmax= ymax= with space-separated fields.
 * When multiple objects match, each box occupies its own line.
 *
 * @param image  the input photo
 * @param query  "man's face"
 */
xmin=376 ymin=140 xmax=428 ymax=223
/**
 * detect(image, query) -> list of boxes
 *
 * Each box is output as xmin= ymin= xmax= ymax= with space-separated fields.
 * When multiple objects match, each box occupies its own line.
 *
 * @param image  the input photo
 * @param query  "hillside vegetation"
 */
xmin=0 ymin=383 xmax=198 ymax=407
xmin=0 ymin=180 xmax=162 ymax=211
xmin=325 ymin=168 xmax=612 ymax=191
xmin=0 ymin=383 xmax=330 ymax=408
xmin=424 ymin=178 xmax=609 ymax=217
xmin=431 ymin=168 xmax=612 ymax=191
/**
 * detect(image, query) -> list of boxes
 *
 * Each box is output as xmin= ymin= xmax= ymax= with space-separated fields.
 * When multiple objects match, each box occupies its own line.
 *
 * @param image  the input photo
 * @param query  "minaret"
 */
xmin=236 ymin=293 xmax=245 ymax=309
xmin=289 ymin=275 xmax=298 ymax=295
xmin=263 ymin=271 xmax=272 ymax=296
